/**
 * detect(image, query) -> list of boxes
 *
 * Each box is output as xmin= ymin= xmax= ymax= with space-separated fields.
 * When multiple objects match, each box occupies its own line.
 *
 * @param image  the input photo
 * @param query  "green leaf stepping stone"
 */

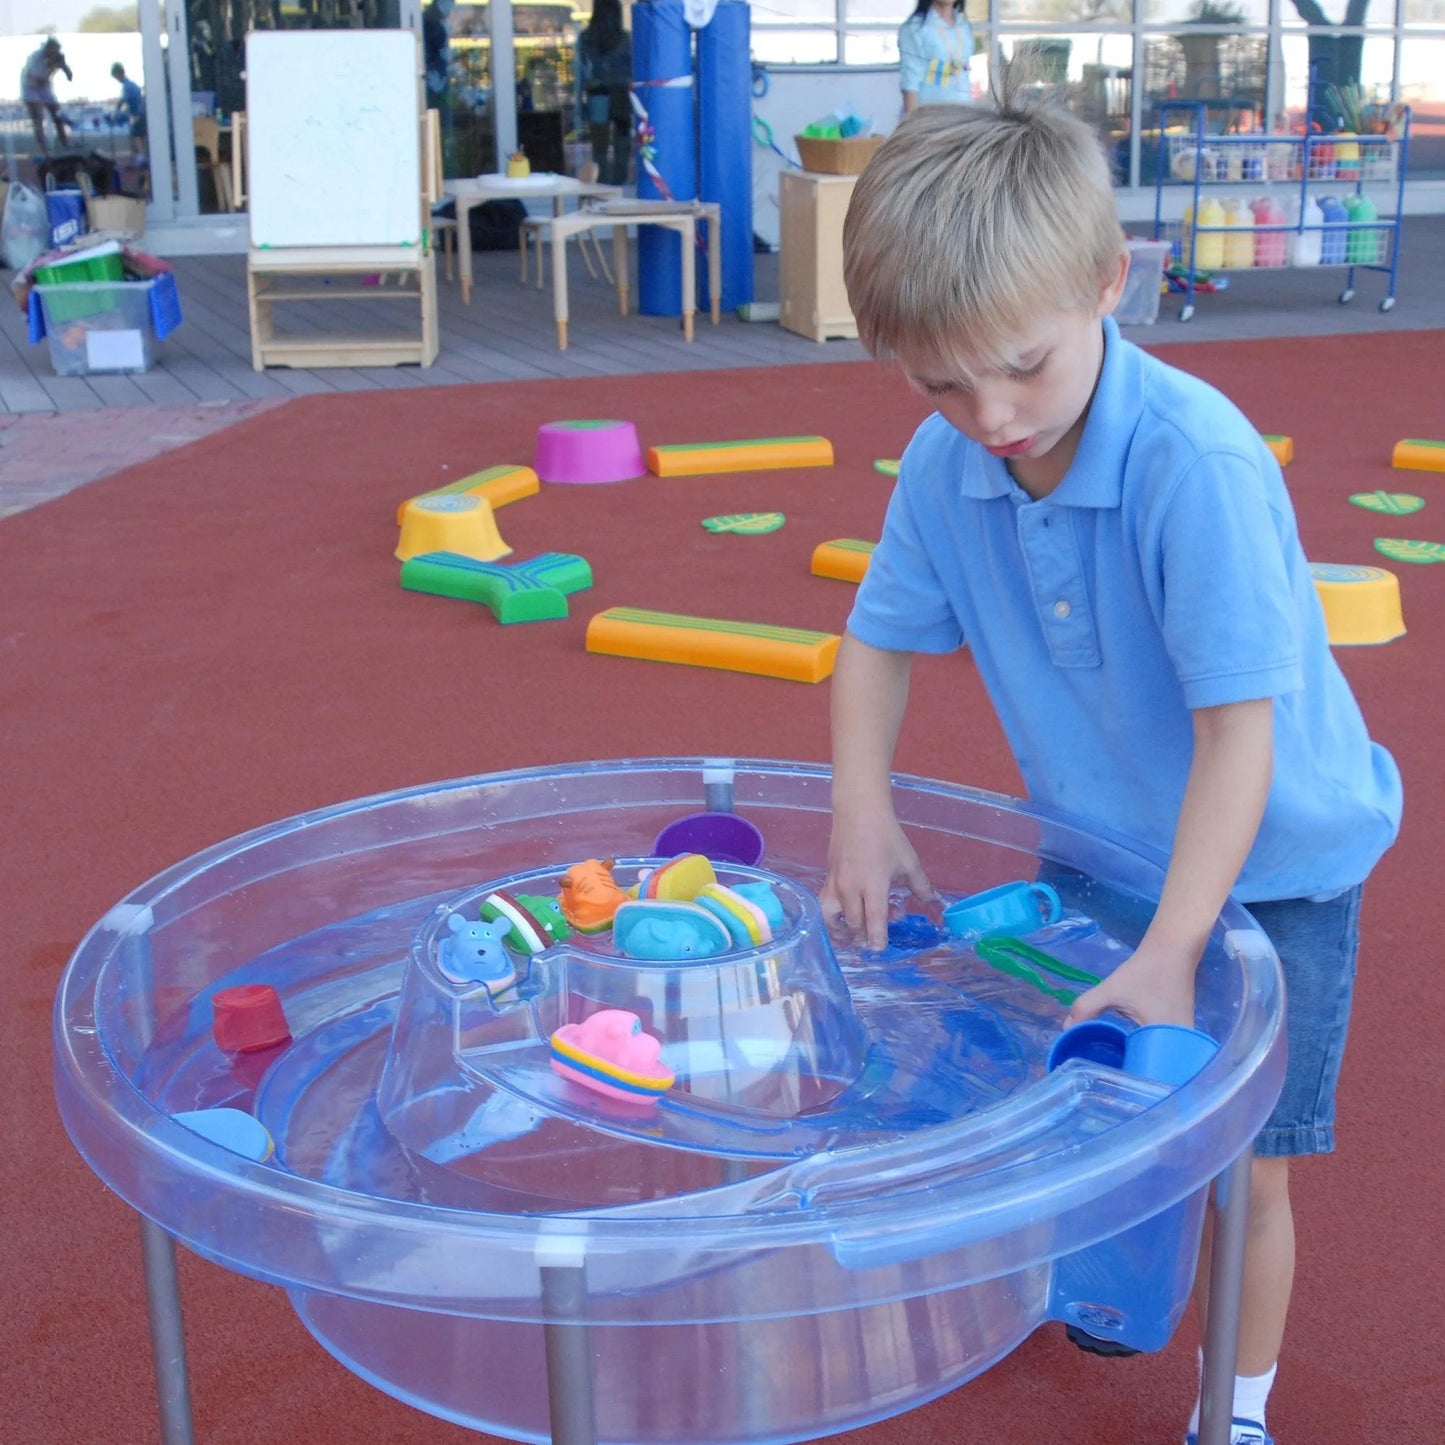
xmin=873 ymin=459 xmax=900 ymax=476
xmin=701 ymin=512 xmax=786 ymax=535
xmin=1372 ymin=538 xmax=1445 ymax=565
xmin=1350 ymin=491 xmax=1424 ymax=515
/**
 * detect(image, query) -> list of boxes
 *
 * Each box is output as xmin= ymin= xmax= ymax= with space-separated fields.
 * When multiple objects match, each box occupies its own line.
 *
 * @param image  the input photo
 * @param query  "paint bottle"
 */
xmin=1191 ymin=196 xmax=1226 ymax=271
xmin=1319 ymin=195 xmax=1348 ymax=264
xmin=1344 ymin=192 xmax=1378 ymax=264
xmin=1334 ymin=132 xmax=1361 ymax=180
xmin=1222 ymin=197 xmax=1255 ymax=268
xmin=1250 ymin=196 xmax=1288 ymax=267
xmin=1290 ymin=196 xmax=1324 ymax=266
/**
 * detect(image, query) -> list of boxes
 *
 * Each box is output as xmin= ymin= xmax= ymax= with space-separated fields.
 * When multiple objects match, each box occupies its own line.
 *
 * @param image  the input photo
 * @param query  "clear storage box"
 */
xmin=1117 ymin=237 xmax=1171 ymax=325
xmin=28 ymin=273 xmax=182 ymax=377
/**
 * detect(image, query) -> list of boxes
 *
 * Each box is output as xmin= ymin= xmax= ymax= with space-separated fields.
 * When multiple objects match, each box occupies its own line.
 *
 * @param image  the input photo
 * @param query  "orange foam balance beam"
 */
xmin=1260 ymin=435 xmax=1293 ymax=465
xmin=396 ymin=465 xmax=540 ymax=524
xmin=1392 ymin=439 xmax=1445 ymax=473
xmin=811 ymin=538 xmax=876 ymax=584
xmin=646 ymin=436 xmax=834 ymax=477
xmin=586 ymin=606 xmax=840 ymax=683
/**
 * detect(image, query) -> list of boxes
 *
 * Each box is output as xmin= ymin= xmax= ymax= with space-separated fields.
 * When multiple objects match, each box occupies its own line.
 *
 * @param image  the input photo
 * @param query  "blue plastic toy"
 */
xmin=438 ymin=912 xmax=517 ymax=991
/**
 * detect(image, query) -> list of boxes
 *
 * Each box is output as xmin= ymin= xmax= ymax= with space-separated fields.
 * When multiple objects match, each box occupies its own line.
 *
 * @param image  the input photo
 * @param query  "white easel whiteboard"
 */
xmin=246 ymin=30 xmax=422 ymax=249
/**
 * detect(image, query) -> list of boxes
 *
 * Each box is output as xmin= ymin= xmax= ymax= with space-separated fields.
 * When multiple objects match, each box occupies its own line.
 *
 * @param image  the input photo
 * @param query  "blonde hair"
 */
xmin=843 ymin=70 xmax=1125 ymax=372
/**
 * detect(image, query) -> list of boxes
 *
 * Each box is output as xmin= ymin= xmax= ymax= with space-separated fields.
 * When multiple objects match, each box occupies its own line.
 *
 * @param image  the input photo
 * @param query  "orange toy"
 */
xmin=557 ymin=858 xmax=630 ymax=933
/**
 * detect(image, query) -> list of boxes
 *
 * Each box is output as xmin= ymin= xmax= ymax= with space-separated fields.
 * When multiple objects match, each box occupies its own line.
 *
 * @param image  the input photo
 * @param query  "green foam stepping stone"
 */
xmin=1350 ymin=491 xmax=1424 ymax=515
xmin=701 ymin=512 xmax=786 ymax=534
xmin=873 ymin=458 xmax=900 ymax=476
xmin=1372 ymin=538 xmax=1445 ymax=565
xmin=401 ymin=551 xmax=593 ymax=622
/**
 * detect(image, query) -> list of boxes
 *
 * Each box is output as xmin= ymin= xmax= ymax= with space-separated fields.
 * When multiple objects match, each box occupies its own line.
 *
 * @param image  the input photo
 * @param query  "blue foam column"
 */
xmin=696 ymin=1 xmax=754 ymax=313
xmin=632 ymin=0 xmax=696 ymax=317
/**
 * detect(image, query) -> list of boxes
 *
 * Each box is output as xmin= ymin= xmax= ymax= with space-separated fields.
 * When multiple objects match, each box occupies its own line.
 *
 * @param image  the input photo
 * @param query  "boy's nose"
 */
xmin=972 ymin=391 xmax=1014 ymax=436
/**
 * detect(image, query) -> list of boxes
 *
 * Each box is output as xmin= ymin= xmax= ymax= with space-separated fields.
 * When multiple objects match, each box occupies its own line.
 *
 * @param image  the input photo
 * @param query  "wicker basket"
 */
xmin=794 ymin=135 xmax=884 ymax=176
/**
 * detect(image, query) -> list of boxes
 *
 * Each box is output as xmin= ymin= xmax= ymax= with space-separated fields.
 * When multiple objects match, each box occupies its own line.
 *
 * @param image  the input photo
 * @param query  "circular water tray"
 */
xmin=54 ymin=759 xmax=1285 ymax=1445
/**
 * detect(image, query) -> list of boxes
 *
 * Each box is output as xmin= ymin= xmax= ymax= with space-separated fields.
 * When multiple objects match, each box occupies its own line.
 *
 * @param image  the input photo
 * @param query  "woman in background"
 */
xmin=577 ymin=0 xmax=633 ymax=185
xmin=898 ymin=0 xmax=975 ymax=113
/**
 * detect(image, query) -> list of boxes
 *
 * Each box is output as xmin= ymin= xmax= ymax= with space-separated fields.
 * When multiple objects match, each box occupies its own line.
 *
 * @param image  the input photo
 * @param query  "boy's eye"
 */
xmin=1005 ymin=358 xmax=1048 ymax=382
xmin=920 ymin=381 xmax=956 ymax=398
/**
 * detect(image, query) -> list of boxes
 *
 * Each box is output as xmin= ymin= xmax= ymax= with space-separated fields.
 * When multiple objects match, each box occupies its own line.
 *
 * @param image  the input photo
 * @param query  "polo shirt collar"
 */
xmin=957 ymin=316 xmax=1141 ymax=507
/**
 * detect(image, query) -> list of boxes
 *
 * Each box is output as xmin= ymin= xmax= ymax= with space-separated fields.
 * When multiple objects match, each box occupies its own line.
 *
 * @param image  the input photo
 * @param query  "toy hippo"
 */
xmin=438 ymin=913 xmax=518 ymax=993
xmin=613 ymin=899 xmax=731 ymax=960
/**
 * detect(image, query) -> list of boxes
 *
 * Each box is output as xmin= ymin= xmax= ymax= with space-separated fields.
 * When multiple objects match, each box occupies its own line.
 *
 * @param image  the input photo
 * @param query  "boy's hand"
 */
xmin=1064 ymin=938 xmax=1197 ymax=1030
xmin=821 ymin=814 xmax=935 ymax=951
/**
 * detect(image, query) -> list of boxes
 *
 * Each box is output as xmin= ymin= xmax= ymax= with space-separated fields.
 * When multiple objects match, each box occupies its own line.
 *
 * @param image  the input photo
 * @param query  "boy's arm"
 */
xmin=822 ymin=632 xmax=935 ymax=949
xmin=1066 ymin=696 xmax=1274 ymax=1028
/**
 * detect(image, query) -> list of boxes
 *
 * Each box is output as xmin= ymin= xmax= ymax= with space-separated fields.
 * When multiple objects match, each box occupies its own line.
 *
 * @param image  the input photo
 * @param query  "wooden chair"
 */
xmin=519 ymin=161 xmax=614 ymax=289
xmin=192 ymin=116 xmax=234 ymax=212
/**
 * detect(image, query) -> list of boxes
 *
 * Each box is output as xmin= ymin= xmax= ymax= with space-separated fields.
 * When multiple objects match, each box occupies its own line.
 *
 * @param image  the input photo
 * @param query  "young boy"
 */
xmin=821 ymin=86 xmax=1401 ymax=1445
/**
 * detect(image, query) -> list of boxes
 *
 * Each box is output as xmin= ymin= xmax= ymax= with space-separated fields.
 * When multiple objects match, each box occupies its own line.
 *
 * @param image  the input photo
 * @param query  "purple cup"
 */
xmin=1047 ymin=1019 xmax=1130 ymax=1073
xmin=651 ymin=812 xmax=765 ymax=867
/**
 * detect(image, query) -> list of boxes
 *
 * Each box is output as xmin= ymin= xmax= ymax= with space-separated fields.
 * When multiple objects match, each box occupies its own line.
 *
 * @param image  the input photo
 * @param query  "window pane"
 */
xmin=752 ymin=28 xmax=842 ymax=63
xmin=1403 ymin=0 xmax=1445 ymax=21
xmin=754 ymin=0 xmax=840 ymax=22
xmin=1397 ymin=32 xmax=1445 ymax=175
xmin=844 ymin=29 xmax=906 ymax=63
xmin=1142 ymin=0 xmax=1270 ymax=24
xmin=1281 ymin=0 xmax=1391 ymax=29
xmin=1139 ymin=29 xmax=1267 ymax=116
xmin=850 ymin=0 xmax=988 ymax=21
xmin=997 ymin=0 xmax=1132 ymax=22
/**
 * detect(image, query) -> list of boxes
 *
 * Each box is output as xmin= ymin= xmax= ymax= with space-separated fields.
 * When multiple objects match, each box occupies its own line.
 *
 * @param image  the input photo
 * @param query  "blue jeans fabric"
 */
xmin=1244 ymin=886 xmax=1362 ymax=1157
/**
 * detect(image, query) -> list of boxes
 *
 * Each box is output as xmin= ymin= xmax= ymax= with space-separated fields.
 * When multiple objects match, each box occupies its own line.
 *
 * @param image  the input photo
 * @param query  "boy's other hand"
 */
xmin=821 ymin=817 xmax=935 ymax=951
xmin=1064 ymin=940 xmax=1197 ymax=1030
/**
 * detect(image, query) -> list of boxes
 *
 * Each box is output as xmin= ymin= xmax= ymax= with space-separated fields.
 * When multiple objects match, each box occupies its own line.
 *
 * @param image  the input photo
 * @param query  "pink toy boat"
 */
xmin=549 ymin=1009 xmax=674 ymax=1104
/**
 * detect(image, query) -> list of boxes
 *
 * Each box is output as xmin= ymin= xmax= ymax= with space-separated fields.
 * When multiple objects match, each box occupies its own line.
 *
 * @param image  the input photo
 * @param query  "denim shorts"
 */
xmin=1244 ymin=885 xmax=1362 ymax=1157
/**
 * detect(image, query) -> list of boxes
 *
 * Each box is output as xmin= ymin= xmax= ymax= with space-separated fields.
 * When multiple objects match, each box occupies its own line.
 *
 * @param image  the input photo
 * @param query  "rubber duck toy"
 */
xmin=557 ymin=858 xmax=629 ymax=934
xmin=550 ymin=1009 xmax=674 ymax=1104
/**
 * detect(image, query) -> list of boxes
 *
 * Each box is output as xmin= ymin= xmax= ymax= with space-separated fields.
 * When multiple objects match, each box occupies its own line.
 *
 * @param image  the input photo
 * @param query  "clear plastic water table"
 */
xmin=54 ymin=759 xmax=1286 ymax=1445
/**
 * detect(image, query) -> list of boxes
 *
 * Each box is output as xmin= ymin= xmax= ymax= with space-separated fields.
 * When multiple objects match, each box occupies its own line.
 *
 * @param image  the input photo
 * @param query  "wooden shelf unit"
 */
xmin=778 ymin=170 xmax=860 ymax=344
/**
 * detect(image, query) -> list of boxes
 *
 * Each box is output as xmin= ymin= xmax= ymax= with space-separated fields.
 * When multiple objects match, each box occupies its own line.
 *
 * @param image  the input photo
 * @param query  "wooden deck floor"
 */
xmin=4 ymin=219 xmax=1443 ymax=417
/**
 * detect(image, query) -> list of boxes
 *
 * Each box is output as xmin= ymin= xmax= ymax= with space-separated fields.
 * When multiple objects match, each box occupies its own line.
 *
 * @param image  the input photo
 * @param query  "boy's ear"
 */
xmin=1096 ymin=248 xmax=1130 ymax=318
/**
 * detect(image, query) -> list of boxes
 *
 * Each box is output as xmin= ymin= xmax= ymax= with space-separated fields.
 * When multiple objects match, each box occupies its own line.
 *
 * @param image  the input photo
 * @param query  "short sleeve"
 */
xmin=1157 ymin=450 xmax=1304 ymax=708
xmin=848 ymin=470 xmax=966 ymax=655
xmin=897 ymin=19 xmax=927 ymax=93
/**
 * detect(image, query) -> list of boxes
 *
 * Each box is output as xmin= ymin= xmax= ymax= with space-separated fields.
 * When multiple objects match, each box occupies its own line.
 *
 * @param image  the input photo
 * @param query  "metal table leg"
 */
xmin=540 ymin=1261 xmax=598 ymax=1445
xmin=139 ymin=1215 xmax=196 ymax=1445
xmin=1198 ymin=1149 xmax=1253 ymax=1445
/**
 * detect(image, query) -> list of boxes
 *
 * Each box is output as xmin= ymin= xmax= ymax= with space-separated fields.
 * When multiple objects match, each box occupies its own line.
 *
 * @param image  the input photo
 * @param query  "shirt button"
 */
xmin=1053 ymin=600 xmax=1072 ymax=619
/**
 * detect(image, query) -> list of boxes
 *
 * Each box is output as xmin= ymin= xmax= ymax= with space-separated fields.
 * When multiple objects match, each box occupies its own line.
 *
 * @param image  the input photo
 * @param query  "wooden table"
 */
xmin=545 ymin=199 xmax=722 ymax=350
xmin=443 ymin=174 xmax=621 ymax=304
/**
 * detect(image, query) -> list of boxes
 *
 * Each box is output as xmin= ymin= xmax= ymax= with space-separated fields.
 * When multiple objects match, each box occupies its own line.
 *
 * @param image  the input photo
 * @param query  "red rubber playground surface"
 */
xmin=5 ymin=331 xmax=1443 ymax=1444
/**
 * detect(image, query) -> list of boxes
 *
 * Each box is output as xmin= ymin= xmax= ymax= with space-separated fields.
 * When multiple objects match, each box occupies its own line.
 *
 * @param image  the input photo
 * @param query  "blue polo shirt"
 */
xmin=850 ymin=317 xmax=1401 ymax=901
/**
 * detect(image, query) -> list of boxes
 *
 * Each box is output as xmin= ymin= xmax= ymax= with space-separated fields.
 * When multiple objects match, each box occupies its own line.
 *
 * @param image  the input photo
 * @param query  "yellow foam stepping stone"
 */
xmin=395 ymin=464 xmax=539 ymax=525
xmin=1310 ymin=563 xmax=1406 ymax=646
xmin=646 ymin=436 xmax=833 ymax=477
xmin=811 ymin=538 xmax=876 ymax=584
xmin=395 ymin=494 xmax=511 ymax=563
xmin=586 ymin=606 xmax=840 ymax=682
xmin=1261 ymin=435 xmax=1294 ymax=465
xmin=1392 ymin=439 xmax=1445 ymax=473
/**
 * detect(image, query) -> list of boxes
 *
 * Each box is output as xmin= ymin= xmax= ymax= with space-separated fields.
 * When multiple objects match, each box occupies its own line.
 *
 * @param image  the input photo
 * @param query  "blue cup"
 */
xmin=1046 ymin=1018 xmax=1129 ymax=1072
xmin=1048 ymin=1019 xmax=1218 ymax=1089
xmin=1124 ymin=1023 xmax=1219 ymax=1087
xmin=942 ymin=880 xmax=1063 ymax=940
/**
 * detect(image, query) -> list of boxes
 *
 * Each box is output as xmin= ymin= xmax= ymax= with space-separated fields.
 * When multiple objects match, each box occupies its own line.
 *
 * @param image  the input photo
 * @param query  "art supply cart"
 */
xmin=1152 ymin=100 xmax=1411 ymax=321
xmin=54 ymin=759 xmax=1285 ymax=1445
